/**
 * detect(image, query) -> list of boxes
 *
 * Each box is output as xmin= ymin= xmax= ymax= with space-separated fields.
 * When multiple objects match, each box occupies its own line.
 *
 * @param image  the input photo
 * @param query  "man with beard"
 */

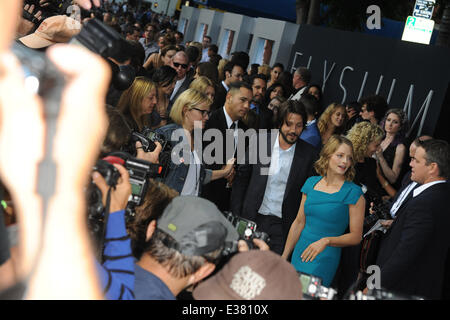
xmin=231 ymin=100 xmax=319 ymax=255
xmin=247 ymin=74 xmax=272 ymax=129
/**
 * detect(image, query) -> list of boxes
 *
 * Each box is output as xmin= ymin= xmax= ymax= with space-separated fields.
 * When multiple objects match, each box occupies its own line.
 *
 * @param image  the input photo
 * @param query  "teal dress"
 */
xmin=291 ymin=176 xmax=363 ymax=287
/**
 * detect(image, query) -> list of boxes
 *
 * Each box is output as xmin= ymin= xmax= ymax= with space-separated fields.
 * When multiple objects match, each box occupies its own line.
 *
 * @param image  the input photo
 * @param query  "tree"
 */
xmin=295 ymin=0 xmax=309 ymax=24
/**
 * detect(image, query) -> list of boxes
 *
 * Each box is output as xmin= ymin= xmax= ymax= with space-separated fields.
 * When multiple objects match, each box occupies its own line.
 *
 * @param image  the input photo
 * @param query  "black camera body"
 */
xmin=24 ymin=0 xmax=73 ymax=20
xmin=223 ymin=212 xmax=270 ymax=249
xmin=86 ymin=159 xmax=121 ymax=246
xmin=297 ymin=272 xmax=337 ymax=300
xmin=131 ymin=127 xmax=168 ymax=153
xmin=69 ymin=18 xmax=136 ymax=91
xmin=87 ymin=152 xmax=165 ymax=246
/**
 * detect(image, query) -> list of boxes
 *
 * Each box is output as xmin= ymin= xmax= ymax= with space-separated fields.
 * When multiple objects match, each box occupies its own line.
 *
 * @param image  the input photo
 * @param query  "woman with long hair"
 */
xmin=151 ymin=65 xmax=177 ymax=128
xmin=332 ymin=121 xmax=393 ymax=295
xmin=317 ymin=103 xmax=348 ymax=145
xmin=155 ymin=89 xmax=235 ymax=196
xmin=116 ymin=76 xmax=158 ymax=131
xmin=375 ymin=108 xmax=408 ymax=188
xmin=266 ymin=62 xmax=284 ymax=88
xmin=282 ymin=135 xmax=365 ymax=287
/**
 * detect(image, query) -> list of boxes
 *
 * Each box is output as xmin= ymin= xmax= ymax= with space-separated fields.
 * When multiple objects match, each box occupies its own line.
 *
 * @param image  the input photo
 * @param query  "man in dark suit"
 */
xmin=201 ymin=81 xmax=252 ymax=212
xmin=210 ymin=61 xmax=245 ymax=111
xmin=230 ymin=100 xmax=319 ymax=255
xmin=168 ymin=51 xmax=193 ymax=113
xmin=375 ymin=139 xmax=450 ymax=299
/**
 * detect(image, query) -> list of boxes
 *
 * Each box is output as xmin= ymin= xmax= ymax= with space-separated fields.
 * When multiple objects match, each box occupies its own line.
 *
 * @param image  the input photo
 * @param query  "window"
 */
xmin=219 ymin=29 xmax=235 ymax=59
xmin=252 ymin=37 xmax=274 ymax=65
xmin=178 ymin=18 xmax=188 ymax=35
xmin=196 ymin=23 xmax=209 ymax=42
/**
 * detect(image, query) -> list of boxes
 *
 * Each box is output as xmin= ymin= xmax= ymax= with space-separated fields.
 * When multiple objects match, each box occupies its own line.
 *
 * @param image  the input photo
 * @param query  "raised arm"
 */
xmin=377 ymin=144 xmax=406 ymax=184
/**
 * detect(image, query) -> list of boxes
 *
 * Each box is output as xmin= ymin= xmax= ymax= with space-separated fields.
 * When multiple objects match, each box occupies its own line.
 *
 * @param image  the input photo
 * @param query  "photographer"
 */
xmin=128 ymin=194 xmax=271 ymax=300
xmin=91 ymin=162 xmax=135 ymax=300
xmin=116 ymin=76 xmax=158 ymax=132
xmin=155 ymin=88 xmax=235 ymax=196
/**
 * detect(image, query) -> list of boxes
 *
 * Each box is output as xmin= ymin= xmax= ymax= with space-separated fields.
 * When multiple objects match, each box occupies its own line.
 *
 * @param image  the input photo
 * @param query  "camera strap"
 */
xmin=99 ymin=187 xmax=113 ymax=264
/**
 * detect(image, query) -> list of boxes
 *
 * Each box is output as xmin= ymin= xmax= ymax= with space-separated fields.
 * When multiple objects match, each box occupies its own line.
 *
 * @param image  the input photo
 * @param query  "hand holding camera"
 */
xmin=135 ymin=140 xmax=162 ymax=164
xmin=18 ymin=3 xmax=43 ymax=37
xmin=92 ymin=163 xmax=131 ymax=213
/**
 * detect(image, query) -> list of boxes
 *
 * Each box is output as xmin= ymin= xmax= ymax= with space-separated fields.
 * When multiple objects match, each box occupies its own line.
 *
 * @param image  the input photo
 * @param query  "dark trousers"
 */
xmin=255 ymin=214 xmax=284 ymax=255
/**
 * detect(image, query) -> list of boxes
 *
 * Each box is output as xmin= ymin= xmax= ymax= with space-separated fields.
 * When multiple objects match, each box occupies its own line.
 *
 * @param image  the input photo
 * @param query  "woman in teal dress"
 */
xmin=282 ymin=135 xmax=365 ymax=287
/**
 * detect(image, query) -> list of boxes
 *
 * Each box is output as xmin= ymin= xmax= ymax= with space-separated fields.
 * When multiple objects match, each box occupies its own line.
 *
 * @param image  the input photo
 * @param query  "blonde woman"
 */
xmin=282 ymin=135 xmax=365 ymax=287
xmin=257 ymin=64 xmax=271 ymax=79
xmin=317 ymin=103 xmax=348 ymax=145
xmin=155 ymin=89 xmax=235 ymax=195
xmin=347 ymin=121 xmax=396 ymax=199
xmin=189 ymin=76 xmax=215 ymax=101
xmin=116 ymin=76 xmax=158 ymax=131
xmin=217 ymin=58 xmax=229 ymax=82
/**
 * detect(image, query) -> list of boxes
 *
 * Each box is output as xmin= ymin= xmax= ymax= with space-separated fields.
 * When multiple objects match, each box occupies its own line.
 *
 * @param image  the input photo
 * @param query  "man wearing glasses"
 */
xmin=169 ymin=51 xmax=193 ymax=111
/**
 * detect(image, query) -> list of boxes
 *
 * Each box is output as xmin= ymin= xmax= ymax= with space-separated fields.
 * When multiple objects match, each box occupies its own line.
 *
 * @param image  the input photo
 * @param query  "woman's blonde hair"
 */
xmin=314 ymin=134 xmax=356 ymax=181
xmin=189 ymin=76 xmax=214 ymax=93
xmin=217 ymin=58 xmax=229 ymax=81
xmin=258 ymin=64 xmax=271 ymax=78
xmin=169 ymin=88 xmax=212 ymax=125
xmin=346 ymin=121 xmax=384 ymax=163
xmin=317 ymin=103 xmax=347 ymax=136
xmin=117 ymin=76 xmax=156 ymax=130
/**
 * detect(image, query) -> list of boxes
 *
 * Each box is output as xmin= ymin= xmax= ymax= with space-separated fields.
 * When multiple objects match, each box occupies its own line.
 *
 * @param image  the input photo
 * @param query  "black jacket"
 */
xmin=230 ymin=133 xmax=319 ymax=244
xmin=376 ymin=182 xmax=450 ymax=299
xmin=201 ymin=107 xmax=249 ymax=211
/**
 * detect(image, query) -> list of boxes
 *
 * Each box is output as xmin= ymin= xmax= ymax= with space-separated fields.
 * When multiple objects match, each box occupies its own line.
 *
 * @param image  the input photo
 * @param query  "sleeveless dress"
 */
xmin=291 ymin=176 xmax=363 ymax=287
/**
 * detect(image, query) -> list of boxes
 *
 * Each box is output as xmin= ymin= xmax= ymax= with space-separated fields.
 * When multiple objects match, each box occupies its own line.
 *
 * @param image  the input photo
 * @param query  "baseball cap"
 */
xmin=157 ymin=196 xmax=239 ymax=256
xmin=19 ymin=15 xmax=81 ymax=49
xmin=193 ymin=250 xmax=303 ymax=300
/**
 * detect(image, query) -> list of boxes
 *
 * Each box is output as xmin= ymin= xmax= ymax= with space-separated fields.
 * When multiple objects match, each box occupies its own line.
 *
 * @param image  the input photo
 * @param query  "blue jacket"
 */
xmin=155 ymin=123 xmax=212 ymax=194
xmin=300 ymin=120 xmax=322 ymax=149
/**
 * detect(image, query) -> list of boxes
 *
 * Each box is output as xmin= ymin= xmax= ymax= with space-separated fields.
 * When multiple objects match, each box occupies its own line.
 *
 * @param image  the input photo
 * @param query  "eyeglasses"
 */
xmin=173 ymin=62 xmax=188 ymax=69
xmin=191 ymin=107 xmax=211 ymax=118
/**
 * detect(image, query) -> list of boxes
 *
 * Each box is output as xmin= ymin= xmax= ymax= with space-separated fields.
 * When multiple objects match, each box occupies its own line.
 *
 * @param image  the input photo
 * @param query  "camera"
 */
xmin=86 ymin=159 xmax=121 ymax=247
xmin=223 ymin=212 xmax=270 ymax=249
xmin=131 ymin=127 xmax=169 ymax=153
xmin=24 ymin=0 xmax=73 ymax=20
xmin=297 ymin=272 xmax=337 ymax=300
xmin=69 ymin=18 xmax=136 ymax=90
xmin=86 ymin=152 xmax=165 ymax=248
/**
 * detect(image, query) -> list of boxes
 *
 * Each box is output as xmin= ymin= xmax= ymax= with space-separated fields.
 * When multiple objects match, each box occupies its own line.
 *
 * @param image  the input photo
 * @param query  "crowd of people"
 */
xmin=0 ymin=0 xmax=449 ymax=301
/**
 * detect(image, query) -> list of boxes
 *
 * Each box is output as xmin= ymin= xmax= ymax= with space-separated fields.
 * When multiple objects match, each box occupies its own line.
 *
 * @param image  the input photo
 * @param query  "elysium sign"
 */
xmin=289 ymin=24 xmax=450 ymax=137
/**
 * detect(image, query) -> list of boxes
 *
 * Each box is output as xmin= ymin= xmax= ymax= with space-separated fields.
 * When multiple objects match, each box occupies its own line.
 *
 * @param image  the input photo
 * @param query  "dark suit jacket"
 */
xmin=211 ymin=82 xmax=227 ymax=111
xmin=376 ymin=182 xmax=450 ymax=299
xmin=230 ymin=133 xmax=319 ymax=244
xmin=167 ymin=75 xmax=193 ymax=114
xmin=201 ymin=107 xmax=249 ymax=211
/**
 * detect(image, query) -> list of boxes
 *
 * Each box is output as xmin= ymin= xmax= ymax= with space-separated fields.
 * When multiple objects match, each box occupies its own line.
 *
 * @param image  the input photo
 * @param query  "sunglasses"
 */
xmin=173 ymin=62 xmax=188 ymax=69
